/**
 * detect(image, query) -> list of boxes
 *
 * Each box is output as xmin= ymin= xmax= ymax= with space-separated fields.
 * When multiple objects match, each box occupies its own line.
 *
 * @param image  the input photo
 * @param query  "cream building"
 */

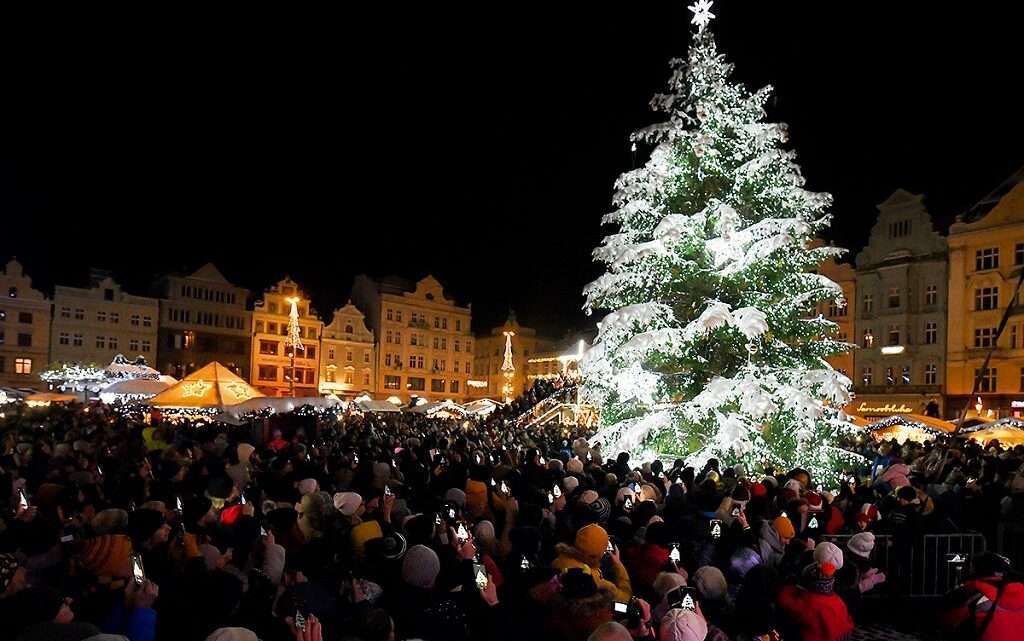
xmin=853 ymin=190 xmax=947 ymax=419
xmin=946 ymin=168 xmax=1024 ymax=418
xmin=319 ymin=303 xmax=376 ymax=398
xmin=51 ymin=273 xmax=159 ymax=367
xmin=350 ymin=275 xmax=472 ymax=402
xmin=0 ymin=259 xmax=50 ymax=388
xmin=251 ymin=278 xmax=323 ymax=397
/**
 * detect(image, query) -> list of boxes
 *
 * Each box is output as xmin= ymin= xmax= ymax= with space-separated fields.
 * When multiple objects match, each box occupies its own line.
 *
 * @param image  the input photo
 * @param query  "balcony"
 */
xmin=408 ymin=319 xmax=430 ymax=329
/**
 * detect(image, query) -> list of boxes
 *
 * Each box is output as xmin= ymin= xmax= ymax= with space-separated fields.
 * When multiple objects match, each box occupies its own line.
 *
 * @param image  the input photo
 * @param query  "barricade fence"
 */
xmin=821 ymin=532 xmax=987 ymax=598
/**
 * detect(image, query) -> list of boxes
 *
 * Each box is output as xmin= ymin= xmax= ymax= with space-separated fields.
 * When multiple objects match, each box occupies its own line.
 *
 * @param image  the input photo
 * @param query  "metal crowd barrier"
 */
xmin=821 ymin=532 xmax=987 ymax=598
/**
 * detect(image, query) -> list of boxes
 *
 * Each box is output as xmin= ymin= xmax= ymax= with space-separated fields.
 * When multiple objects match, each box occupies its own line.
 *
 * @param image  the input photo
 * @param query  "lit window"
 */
xmin=59 ymin=332 xmax=70 ymax=345
xmin=863 ymin=329 xmax=874 ymax=348
xmin=14 ymin=358 xmax=31 ymax=374
xmin=976 ymin=367 xmax=997 ymax=393
xmin=975 ymin=247 xmax=999 ymax=271
xmin=974 ymin=327 xmax=997 ymax=348
xmin=862 ymin=367 xmax=873 ymax=386
xmin=901 ymin=365 xmax=911 ymax=385
xmin=924 ymin=322 xmax=937 ymax=345
xmin=888 ymin=325 xmax=900 ymax=346
xmin=863 ymin=294 xmax=874 ymax=314
xmin=925 ymin=285 xmax=938 ymax=306
xmin=925 ymin=364 xmax=937 ymax=385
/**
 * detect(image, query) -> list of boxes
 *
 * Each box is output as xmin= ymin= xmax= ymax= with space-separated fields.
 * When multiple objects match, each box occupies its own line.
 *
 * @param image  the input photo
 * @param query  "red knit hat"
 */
xmin=805 ymin=492 xmax=823 ymax=512
xmin=750 ymin=483 xmax=768 ymax=498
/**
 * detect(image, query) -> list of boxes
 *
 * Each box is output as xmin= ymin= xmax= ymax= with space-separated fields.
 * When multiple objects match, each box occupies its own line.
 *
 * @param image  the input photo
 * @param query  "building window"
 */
xmin=408 ymin=355 xmax=416 ymax=369
xmin=975 ymin=287 xmax=999 ymax=311
xmin=73 ymin=333 xmax=83 ymax=347
xmin=976 ymin=247 xmax=999 ymax=271
xmin=346 ymin=350 xmax=353 ymax=362
xmin=1020 ymin=367 xmax=1024 ymax=392
xmin=344 ymin=324 xmax=353 ymax=334
xmin=17 ymin=333 xmax=31 ymax=347
xmin=433 ymin=316 xmax=440 ymax=329
xmin=109 ymin=312 xmax=119 ymax=324
xmin=344 ymin=371 xmax=354 ymax=384
xmin=411 ymin=334 xmax=420 ymax=347
xmin=862 ymin=367 xmax=872 ymax=386
xmin=455 ymin=340 xmax=461 ymax=352
xmin=258 ymin=365 xmax=277 ymax=381
xmin=363 ymin=372 xmax=370 ymax=385
xmin=885 ymin=367 xmax=895 ymax=385
xmin=1013 ymin=325 xmax=1019 ymax=349
xmin=386 ymin=330 xmax=393 ymax=344
xmin=862 ymin=329 xmax=874 ymax=348
xmin=925 ymin=364 xmax=937 ymax=385
xmin=431 ymin=379 xmax=445 ymax=392
xmin=130 ymin=314 xmax=140 ymax=326
xmin=96 ymin=336 xmax=106 ymax=349
xmin=465 ymin=362 xmax=470 ymax=374
xmin=888 ymin=323 xmax=905 ymax=344
xmin=60 ymin=307 xmax=71 ymax=319
xmin=863 ymin=294 xmax=873 ymax=314
xmin=386 ymin=308 xmax=393 ymax=321
xmin=889 ymin=220 xmax=911 ymax=238
xmin=141 ymin=315 xmax=151 ymax=328
xmin=395 ymin=310 xmax=402 ymax=322
xmin=14 ymin=358 xmax=31 ymax=374
xmin=888 ymin=287 xmax=900 ymax=309
xmin=364 ymin=351 xmax=370 ymax=363
xmin=59 ymin=332 xmax=70 ymax=346
xmin=328 ymin=346 xmax=335 ymax=360
xmin=97 ymin=311 xmax=107 ymax=323
xmin=924 ymin=285 xmax=937 ymax=306
xmin=395 ymin=332 xmax=402 ymax=345
xmin=417 ymin=355 xmax=425 ymax=369
xmin=108 ymin=336 xmax=118 ymax=350
xmin=384 ymin=375 xmax=400 ymax=389
xmin=456 ymin=319 xmax=462 ymax=332
xmin=1017 ymin=243 xmax=1024 ymax=266
xmin=901 ymin=365 xmax=911 ymax=385
xmin=129 ymin=339 xmax=139 ymax=352
xmin=450 ymin=380 xmax=459 ymax=393
xmin=7 ymin=287 xmax=16 ymax=298
xmin=407 ymin=376 xmax=425 ymax=391
xmin=18 ymin=312 xmax=32 ymax=324
xmin=976 ymin=367 xmax=997 ymax=393
xmin=385 ymin=353 xmax=392 ymax=367
xmin=306 ymin=346 xmax=316 ymax=359
xmin=259 ymin=340 xmax=278 ymax=355
xmin=73 ymin=308 xmax=84 ymax=320
xmin=924 ymin=322 xmax=937 ymax=345
xmin=974 ymin=327 xmax=997 ymax=348
xmin=432 ymin=336 xmax=439 ymax=349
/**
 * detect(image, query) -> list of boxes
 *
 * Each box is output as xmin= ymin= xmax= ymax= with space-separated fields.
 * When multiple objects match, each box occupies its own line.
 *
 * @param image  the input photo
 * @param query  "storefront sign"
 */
xmin=856 ymin=402 xmax=913 ymax=414
xmin=1011 ymin=400 xmax=1024 ymax=409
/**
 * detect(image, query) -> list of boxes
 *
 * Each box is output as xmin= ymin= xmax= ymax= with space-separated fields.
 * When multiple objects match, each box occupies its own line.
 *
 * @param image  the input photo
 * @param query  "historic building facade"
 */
xmin=153 ymin=263 xmax=252 ymax=380
xmin=817 ymin=252 xmax=855 ymax=379
xmin=946 ymin=169 xmax=1024 ymax=418
xmin=852 ymin=190 xmax=947 ymax=419
xmin=319 ymin=302 xmax=376 ymax=398
xmin=0 ymin=259 xmax=50 ymax=388
xmin=470 ymin=311 xmax=554 ymax=401
xmin=351 ymin=275 xmax=472 ymax=402
xmin=50 ymin=273 xmax=159 ymax=367
xmin=250 ymin=278 xmax=323 ymax=397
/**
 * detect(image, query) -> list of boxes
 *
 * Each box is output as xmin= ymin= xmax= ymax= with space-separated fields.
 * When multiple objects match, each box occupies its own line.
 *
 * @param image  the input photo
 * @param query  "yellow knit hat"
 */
xmin=350 ymin=520 xmax=384 ymax=558
xmin=772 ymin=516 xmax=795 ymax=539
xmin=575 ymin=523 xmax=609 ymax=562
xmin=79 ymin=534 xmax=134 ymax=578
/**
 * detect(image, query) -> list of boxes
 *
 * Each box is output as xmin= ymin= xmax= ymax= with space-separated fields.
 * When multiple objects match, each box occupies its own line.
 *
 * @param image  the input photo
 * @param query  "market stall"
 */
xmin=867 ymin=414 xmax=955 ymax=444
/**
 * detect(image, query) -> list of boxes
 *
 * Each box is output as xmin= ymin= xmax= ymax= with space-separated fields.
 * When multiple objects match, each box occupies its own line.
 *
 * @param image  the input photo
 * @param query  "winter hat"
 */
xmin=616 ymin=487 xmax=637 ymax=505
xmin=731 ymin=485 xmax=751 ymax=505
xmin=351 ymin=521 xmax=384 ymax=558
xmin=575 ymin=524 xmax=610 ymax=562
xmin=761 ymin=476 xmax=779 ymax=489
xmin=563 ymin=476 xmax=580 ymax=495
xmin=402 ymin=544 xmax=441 ymax=589
xmin=580 ymin=489 xmax=600 ymax=505
xmin=857 ymin=503 xmax=880 ymax=526
xmin=783 ymin=479 xmax=803 ymax=494
xmin=813 ymin=542 xmax=844 ymax=571
xmin=693 ymin=566 xmax=727 ymax=601
xmin=78 ymin=534 xmax=133 ymax=578
xmin=365 ymin=531 xmax=408 ymax=562
xmin=473 ymin=520 xmax=496 ymax=543
xmin=0 ymin=553 xmax=20 ymax=592
xmin=772 ymin=516 xmax=795 ymax=539
xmin=653 ymin=571 xmax=688 ymax=597
xmin=805 ymin=492 xmax=824 ymax=512
xmin=444 ymin=488 xmax=467 ymax=508
xmin=548 ymin=458 xmax=564 ymax=472
xmin=236 ymin=443 xmax=255 ymax=465
xmin=91 ymin=508 xmax=130 ymax=535
xmin=801 ymin=561 xmax=837 ymax=595
xmin=206 ymin=628 xmax=259 ymax=641
xmin=733 ymin=463 xmax=748 ymax=480
xmin=728 ymin=546 xmax=763 ymax=583
xmin=660 ymin=608 xmax=709 ymax=641
xmin=333 ymin=492 xmax=363 ymax=517
xmin=127 ymin=509 xmax=166 ymax=546
xmin=465 ymin=480 xmax=488 ymax=517
xmin=566 ymin=458 xmax=584 ymax=474
xmin=847 ymin=532 xmax=876 ymax=560
xmin=297 ymin=478 xmax=318 ymax=496
xmin=750 ymin=482 xmax=768 ymax=498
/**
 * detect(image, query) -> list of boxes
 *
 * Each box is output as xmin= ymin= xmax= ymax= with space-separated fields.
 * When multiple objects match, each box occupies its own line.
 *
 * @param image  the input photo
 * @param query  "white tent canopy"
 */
xmin=357 ymin=399 xmax=402 ymax=413
xmin=462 ymin=398 xmax=503 ymax=416
xmin=220 ymin=396 xmax=345 ymax=420
xmin=99 ymin=379 xmax=170 ymax=403
xmin=104 ymin=354 xmax=160 ymax=380
xmin=408 ymin=400 xmax=468 ymax=417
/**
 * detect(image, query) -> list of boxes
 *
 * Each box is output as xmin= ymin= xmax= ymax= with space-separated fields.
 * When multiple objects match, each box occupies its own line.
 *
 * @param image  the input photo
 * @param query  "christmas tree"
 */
xmin=580 ymin=1 xmax=862 ymax=485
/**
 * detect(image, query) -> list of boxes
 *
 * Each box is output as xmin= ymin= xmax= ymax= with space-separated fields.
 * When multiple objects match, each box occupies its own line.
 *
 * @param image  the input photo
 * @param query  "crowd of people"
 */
xmin=0 ymin=387 xmax=1023 ymax=641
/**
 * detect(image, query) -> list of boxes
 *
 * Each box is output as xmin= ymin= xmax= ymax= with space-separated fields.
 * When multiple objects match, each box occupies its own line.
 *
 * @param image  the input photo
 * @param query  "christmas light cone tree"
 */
xmin=580 ymin=1 xmax=863 ymax=485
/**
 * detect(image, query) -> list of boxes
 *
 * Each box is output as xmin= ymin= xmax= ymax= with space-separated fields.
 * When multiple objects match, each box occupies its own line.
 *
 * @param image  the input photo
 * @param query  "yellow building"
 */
xmin=319 ymin=303 xmax=376 ymax=398
xmin=0 ymin=259 xmax=51 ymax=388
xmin=470 ymin=311 xmax=554 ymax=401
xmin=817 ymin=255 xmax=855 ymax=378
xmin=350 ymin=275 xmax=472 ymax=403
xmin=524 ymin=333 xmax=589 ymax=386
xmin=250 ymin=278 xmax=323 ymax=397
xmin=947 ymin=169 xmax=1024 ymax=418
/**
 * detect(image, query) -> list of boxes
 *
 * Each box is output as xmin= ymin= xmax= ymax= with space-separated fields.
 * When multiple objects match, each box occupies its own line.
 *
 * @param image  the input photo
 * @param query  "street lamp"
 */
xmin=285 ymin=296 xmax=305 ymax=397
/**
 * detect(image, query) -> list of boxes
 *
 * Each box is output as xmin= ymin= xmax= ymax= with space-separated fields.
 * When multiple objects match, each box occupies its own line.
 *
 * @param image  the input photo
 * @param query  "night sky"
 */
xmin=2 ymin=4 xmax=1021 ymax=338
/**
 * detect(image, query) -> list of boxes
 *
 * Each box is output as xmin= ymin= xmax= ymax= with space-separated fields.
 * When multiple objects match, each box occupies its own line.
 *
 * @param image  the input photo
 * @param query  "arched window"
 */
xmin=7 ymin=287 xmax=17 ymax=298
xmin=345 ymin=324 xmax=354 ymax=334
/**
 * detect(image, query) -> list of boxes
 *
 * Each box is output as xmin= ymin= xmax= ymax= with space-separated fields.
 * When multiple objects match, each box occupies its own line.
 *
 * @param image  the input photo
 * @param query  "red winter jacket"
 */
xmin=825 ymin=505 xmax=846 ymax=535
xmin=940 ymin=578 xmax=1024 ymax=641
xmin=777 ymin=585 xmax=854 ymax=641
xmin=624 ymin=543 xmax=670 ymax=594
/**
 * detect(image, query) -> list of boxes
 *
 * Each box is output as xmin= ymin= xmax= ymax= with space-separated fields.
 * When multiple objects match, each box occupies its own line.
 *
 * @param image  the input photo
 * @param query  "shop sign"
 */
xmin=856 ymin=402 xmax=913 ymax=414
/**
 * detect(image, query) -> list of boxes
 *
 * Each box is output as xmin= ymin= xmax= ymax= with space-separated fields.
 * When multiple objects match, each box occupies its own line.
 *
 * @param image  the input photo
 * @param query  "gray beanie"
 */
xmin=444 ymin=488 xmax=466 ymax=508
xmin=402 ymin=544 xmax=441 ymax=589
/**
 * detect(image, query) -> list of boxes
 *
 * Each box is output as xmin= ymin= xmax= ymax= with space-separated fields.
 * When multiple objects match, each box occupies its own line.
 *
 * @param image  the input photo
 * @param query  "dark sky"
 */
xmin=2 ymin=3 xmax=1022 ymax=337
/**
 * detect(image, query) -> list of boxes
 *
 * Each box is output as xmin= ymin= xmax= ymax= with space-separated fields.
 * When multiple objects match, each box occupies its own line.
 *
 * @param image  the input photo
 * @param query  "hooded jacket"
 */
xmin=551 ymin=543 xmax=632 ymax=602
xmin=941 ymin=577 xmax=1024 ymax=641
xmin=758 ymin=521 xmax=786 ymax=569
xmin=778 ymin=584 xmax=854 ymax=641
